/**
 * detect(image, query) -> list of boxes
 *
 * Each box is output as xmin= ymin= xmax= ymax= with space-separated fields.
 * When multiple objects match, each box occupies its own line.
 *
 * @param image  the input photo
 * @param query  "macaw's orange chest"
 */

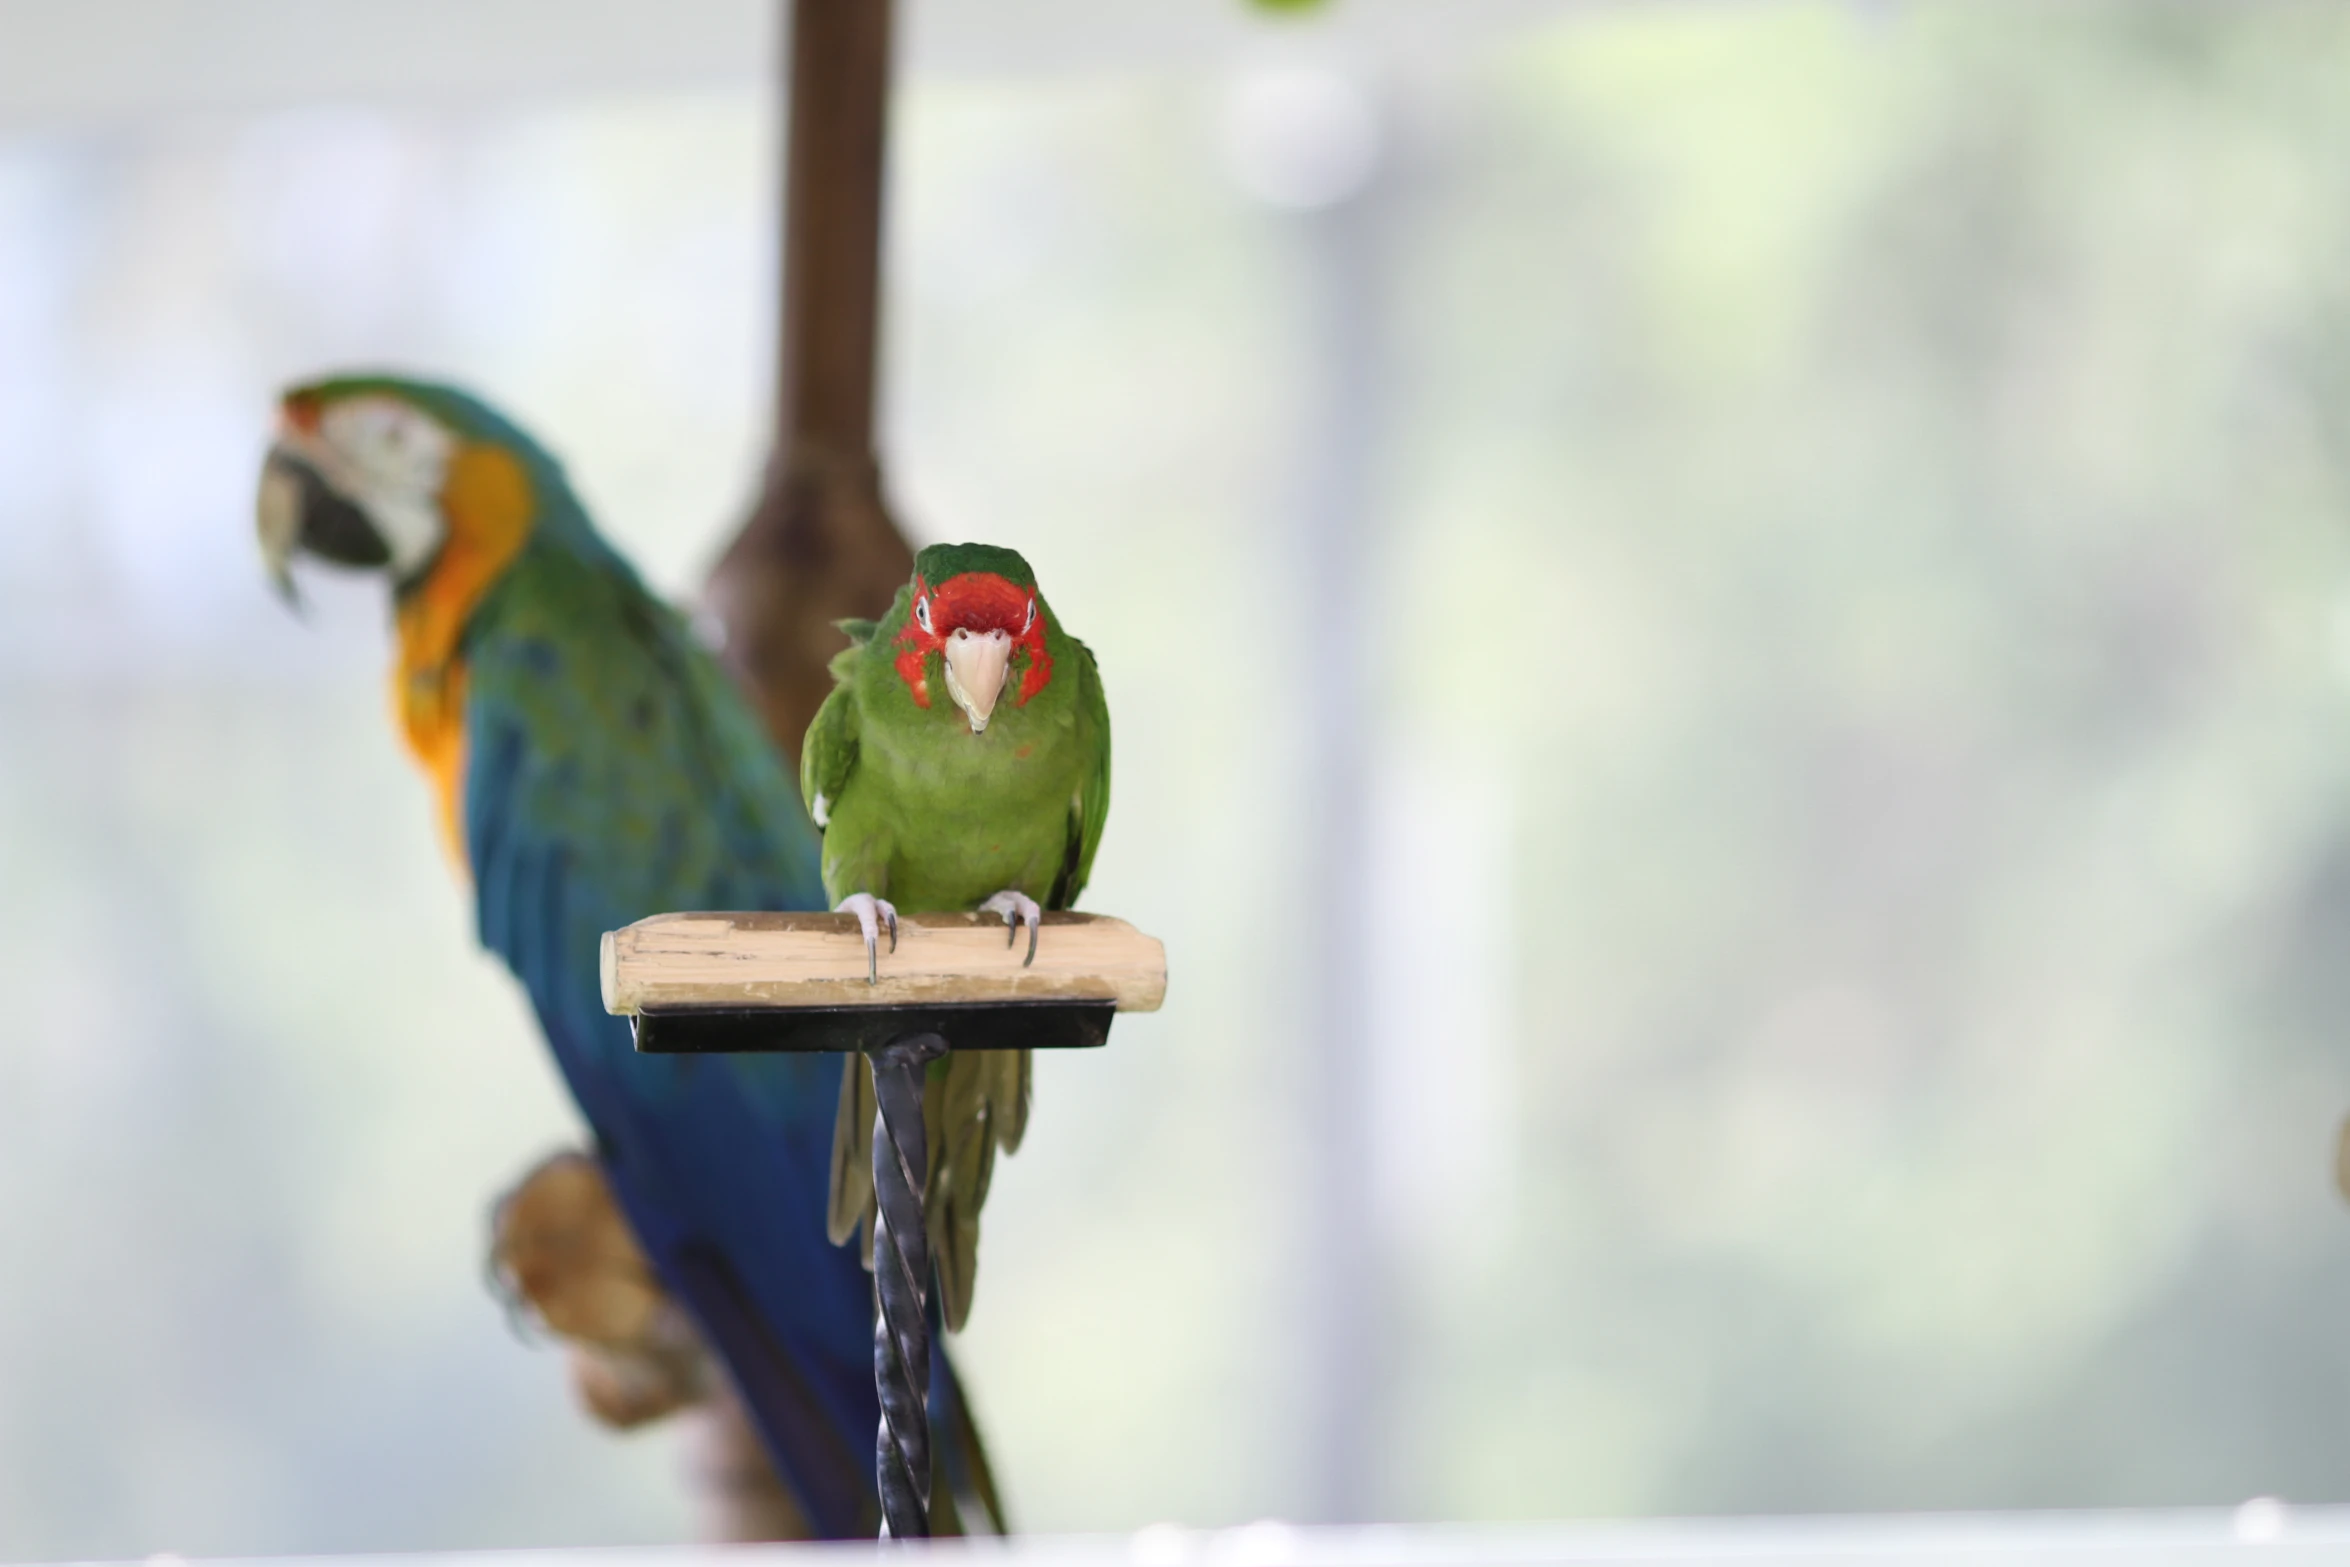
xmin=390 ymin=443 xmax=534 ymax=870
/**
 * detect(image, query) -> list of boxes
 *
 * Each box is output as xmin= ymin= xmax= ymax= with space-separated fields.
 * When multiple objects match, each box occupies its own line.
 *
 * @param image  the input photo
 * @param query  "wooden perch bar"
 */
xmin=601 ymin=911 xmax=1168 ymax=1016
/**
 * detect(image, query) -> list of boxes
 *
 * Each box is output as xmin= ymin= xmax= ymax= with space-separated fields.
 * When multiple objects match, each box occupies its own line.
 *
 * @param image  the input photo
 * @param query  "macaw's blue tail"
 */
xmin=660 ymin=1237 xmax=880 ymax=1535
xmin=606 ymin=1143 xmax=1009 ymax=1539
xmin=933 ymin=1328 xmax=1011 ymax=1535
xmin=669 ymin=1236 xmax=1010 ymax=1537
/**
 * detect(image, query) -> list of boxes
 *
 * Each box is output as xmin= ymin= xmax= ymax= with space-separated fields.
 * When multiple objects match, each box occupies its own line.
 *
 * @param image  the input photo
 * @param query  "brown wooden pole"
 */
xmin=704 ymin=0 xmax=918 ymax=772
xmin=777 ymin=0 xmax=889 ymax=459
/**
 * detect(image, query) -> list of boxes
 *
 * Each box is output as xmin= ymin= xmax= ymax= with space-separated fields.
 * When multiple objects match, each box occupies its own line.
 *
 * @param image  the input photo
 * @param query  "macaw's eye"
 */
xmin=1024 ymin=599 xmax=1036 ymax=632
xmin=915 ymin=596 xmax=932 ymax=633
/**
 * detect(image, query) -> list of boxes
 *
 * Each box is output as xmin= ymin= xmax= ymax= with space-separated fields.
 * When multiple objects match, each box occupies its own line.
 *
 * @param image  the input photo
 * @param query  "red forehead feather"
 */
xmin=930 ymin=571 xmax=1030 ymax=631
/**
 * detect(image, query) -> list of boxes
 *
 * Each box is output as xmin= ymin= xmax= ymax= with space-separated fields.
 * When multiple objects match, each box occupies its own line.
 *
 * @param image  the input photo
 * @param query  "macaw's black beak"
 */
xmin=257 ymin=442 xmax=389 ymax=608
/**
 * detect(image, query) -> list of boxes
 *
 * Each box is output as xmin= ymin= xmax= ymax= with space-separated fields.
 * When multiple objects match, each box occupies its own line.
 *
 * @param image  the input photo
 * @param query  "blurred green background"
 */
xmin=9 ymin=0 xmax=2350 ymax=1556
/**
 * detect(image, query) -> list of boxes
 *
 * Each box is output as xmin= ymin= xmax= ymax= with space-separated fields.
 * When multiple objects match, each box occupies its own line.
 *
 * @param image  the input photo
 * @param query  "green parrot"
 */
xmin=800 ymin=543 xmax=1111 ymax=1330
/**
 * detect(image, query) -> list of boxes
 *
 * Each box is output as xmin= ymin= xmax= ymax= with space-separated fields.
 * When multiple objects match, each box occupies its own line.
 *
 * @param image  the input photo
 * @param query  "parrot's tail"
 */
xmin=934 ymin=1342 xmax=1012 ymax=1534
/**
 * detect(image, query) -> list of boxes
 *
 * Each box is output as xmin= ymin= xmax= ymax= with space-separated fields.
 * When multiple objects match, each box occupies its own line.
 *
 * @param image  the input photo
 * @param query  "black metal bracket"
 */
xmin=628 ymin=997 xmax=1118 ymax=1538
xmin=630 ymin=999 xmax=1114 ymax=1056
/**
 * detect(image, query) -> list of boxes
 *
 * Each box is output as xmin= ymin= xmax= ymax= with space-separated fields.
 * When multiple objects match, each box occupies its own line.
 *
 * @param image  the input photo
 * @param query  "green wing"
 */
xmin=803 ymin=618 xmax=883 ymax=836
xmin=1053 ymin=634 xmax=1112 ymax=910
xmin=806 ymin=637 xmax=873 ymax=1253
xmin=800 ymin=681 xmax=859 ymax=832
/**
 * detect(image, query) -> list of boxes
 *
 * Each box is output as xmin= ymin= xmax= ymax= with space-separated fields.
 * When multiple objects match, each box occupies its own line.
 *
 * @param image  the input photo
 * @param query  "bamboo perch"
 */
xmin=603 ymin=911 xmax=1169 ymax=1016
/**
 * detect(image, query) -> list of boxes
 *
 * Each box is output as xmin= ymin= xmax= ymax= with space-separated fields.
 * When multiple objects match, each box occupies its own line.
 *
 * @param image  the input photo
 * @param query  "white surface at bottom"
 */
xmin=85 ymin=1508 xmax=2350 ymax=1567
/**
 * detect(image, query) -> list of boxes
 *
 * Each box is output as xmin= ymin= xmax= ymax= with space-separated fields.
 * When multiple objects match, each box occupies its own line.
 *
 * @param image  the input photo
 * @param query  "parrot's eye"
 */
xmin=1024 ymin=599 xmax=1036 ymax=632
xmin=915 ymin=596 xmax=933 ymax=633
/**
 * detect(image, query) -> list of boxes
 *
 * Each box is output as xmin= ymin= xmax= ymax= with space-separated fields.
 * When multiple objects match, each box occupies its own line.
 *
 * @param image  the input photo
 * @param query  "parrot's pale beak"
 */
xmin=257 ymin=439 xmax=392 ymax=609
xmin=942 ymin=627 xmax=1014 ymax=733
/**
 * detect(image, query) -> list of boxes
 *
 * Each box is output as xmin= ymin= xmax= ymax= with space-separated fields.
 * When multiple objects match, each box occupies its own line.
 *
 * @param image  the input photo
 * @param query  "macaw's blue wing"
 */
xmin=459 ymin=540 xmax=881 ymax=1537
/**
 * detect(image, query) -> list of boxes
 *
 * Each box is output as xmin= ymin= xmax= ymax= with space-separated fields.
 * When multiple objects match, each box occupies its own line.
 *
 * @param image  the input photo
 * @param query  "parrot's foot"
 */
xmin=837 ymin=893 xmax=899 ymax=985
xmin=979 ymin=889 xmax=1042 ymax=967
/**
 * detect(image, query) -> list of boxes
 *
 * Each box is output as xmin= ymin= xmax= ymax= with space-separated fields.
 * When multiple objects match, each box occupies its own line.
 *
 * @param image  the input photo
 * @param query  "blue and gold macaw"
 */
xmin=255 ymin=373 xmax=999 ymax=1539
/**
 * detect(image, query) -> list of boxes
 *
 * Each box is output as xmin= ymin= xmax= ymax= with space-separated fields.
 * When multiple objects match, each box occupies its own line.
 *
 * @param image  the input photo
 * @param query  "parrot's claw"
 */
xmin=978 ymin=890 xmax=1043 ymax=968
xmin=837 ymin=893 xmax=899 ymax=985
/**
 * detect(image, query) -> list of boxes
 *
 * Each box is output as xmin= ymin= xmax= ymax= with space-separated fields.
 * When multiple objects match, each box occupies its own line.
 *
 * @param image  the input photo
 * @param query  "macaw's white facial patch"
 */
xmin=942 ymin=627 xmax=1013 ymax=733
xmin=316 ymin=394 xmax=456 ymax=581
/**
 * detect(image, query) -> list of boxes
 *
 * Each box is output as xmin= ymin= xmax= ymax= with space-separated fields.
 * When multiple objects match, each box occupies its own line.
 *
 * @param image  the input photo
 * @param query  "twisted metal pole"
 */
xmin=868 ymin=1031 xmax=946 ymax=1538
